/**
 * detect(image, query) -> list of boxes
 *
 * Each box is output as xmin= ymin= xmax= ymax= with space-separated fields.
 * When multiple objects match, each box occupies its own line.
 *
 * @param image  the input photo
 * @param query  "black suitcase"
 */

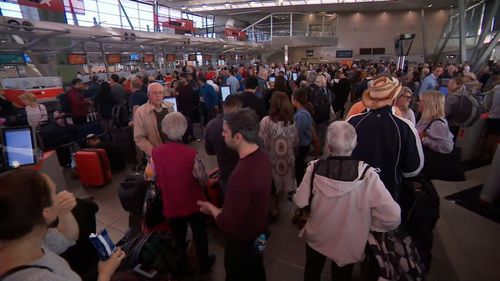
xmin=38 ymin=121 xmax=74 ymax=151
xmin=76 ymin=121 xmax=104 ymax=146
xmin=112 ymin=127 xmax=136 ymax=163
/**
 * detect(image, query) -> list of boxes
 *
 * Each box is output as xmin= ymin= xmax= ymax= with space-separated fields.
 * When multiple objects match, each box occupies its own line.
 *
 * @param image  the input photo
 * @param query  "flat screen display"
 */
xmin=0 ymin=53 xmax=26 ymax=65
xmin=67 ymin=53 xmax=87 ymax=65
xmin=130 ymin=53 xmax=140 ymax=61
xmin=163 ymin=97 xmax=177 ymax=112
xmin=144 ymin=54 xmax=155 ymax=63
xmin=439 ymin=86 xmax=449 ymax=96
xmin=2 ymin=126 xmax=36 ymax=168
xmin=166 ymin=54 xmax=176 ymax=62
xmin=106 ymin=54 xmax=121 ymax=64
xmin=221 ymin=86 xmax=230 ymax=101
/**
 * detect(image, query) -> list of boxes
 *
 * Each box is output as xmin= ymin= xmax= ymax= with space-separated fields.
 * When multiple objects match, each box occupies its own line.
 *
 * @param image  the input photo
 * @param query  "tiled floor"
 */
xmin=64 ymin=140 xmax=500 ymax=281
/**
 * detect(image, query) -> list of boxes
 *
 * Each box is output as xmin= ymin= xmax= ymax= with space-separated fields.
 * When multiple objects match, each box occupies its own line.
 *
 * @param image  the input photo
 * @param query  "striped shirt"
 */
xmin=25 ymin=104 xmax=48 ymax=128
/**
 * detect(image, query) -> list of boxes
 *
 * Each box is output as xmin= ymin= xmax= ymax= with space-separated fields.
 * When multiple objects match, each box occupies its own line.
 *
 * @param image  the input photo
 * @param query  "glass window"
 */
xmin=120 ymin=0 xmax=138 ymax=9
xmin=97 ymin=2 xmax=119 ymax=16
xmin=170 ymin=8 xmax=182 ymax=19
xmin=0 ymin=2 xmax=22 ymax=18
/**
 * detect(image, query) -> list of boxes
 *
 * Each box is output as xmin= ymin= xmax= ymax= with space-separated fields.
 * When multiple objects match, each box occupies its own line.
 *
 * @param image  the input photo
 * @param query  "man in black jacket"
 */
xmin=237 ymin=76 xmax=266 ymax=120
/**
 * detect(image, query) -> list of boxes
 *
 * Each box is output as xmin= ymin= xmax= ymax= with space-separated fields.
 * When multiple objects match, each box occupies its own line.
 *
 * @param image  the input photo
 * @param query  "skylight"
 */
xmin=187 ymin=0 xmax=388 ymax=11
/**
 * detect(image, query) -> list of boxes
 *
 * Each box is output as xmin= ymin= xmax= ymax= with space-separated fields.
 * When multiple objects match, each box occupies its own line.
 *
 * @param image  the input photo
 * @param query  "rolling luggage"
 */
xmin=75 ymin=148 xmax=112 ymax=187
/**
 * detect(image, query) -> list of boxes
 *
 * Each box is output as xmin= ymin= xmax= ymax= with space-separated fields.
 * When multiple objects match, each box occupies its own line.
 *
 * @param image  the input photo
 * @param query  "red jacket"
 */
xmin=67 ymin=87 xmax=89 ymax=117
xmin=152 ymin=142 xmax=206 ymax=218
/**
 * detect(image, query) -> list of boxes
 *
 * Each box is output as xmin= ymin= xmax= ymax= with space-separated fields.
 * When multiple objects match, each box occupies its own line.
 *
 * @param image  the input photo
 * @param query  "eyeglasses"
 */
xmin=149 ymin=91 xmax=164 ymax=96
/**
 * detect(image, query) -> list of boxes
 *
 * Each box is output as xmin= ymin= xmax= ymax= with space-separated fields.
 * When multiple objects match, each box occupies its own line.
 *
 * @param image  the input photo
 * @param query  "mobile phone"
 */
xmin=269 ymin=77 xmax=275 ymax=82
xmin=133 ymin=264 xmax=158 ymax=279
xmin=292 ymin=72 xmax=298 ymax=81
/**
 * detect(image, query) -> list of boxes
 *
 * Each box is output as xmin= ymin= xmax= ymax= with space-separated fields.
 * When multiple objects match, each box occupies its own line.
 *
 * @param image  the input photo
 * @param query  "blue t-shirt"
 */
xmin=294 ymin=108 xmax=312 ymax=146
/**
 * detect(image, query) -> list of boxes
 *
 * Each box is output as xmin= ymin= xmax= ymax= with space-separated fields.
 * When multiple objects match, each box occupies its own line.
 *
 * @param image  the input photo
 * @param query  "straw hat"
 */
xmin=362 ymin=76 xmax=402 ymax=110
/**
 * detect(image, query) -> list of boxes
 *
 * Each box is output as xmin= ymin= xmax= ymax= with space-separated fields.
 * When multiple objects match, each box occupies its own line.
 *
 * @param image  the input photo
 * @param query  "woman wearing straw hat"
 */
xmin=347 ymin=75 xmax=423 ymax=199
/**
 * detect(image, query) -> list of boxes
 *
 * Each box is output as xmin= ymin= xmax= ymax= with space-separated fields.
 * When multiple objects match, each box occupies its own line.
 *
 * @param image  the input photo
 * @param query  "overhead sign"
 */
xmin=18 ymin=0 xmax=65 ymax=13
xmin=203 ymin=54 xmax=212 ymax=61
xmin=0 ymin=53 xmax=26 ymax=65
xmin=336 ymin=50 xmax=353 ymax=58
xmin=160 ymin=18 xmax=195 ymax=32
xmin=306 ymin=50 xmax=314 ymax=57
xmin=67 ymin=53 xmax=87 ymax=65
xmin=400 ymin=33 xmax=416 ymax=40
xmin=224 ymin=28 xmax=247 ymax=41
xmin=106 ymin=54 xmax=121 ymax=64
xmin=218 ymin=55 xmax=225 ymax=60
xmin=240 ymin=55 xmax=246 ymax=60
xmin=165 ymin=54 xmax=176 ymax=62
xmin=143 ymin=54 xmax=155 ymax=63
xmin=187 ymin=54 xmax=197 ymax=61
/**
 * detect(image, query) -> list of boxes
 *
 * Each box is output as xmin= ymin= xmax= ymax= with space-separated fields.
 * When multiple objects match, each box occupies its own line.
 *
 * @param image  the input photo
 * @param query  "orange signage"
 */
xmin=67 ymin=53 xmax=87 ymax=65
xmin=106 ymin=54 xmax=121 ymax=64
xmin=166 ymin=54 xmax=176 ymax=62
xmin=143 ymin=54 xmax=154 ymax=63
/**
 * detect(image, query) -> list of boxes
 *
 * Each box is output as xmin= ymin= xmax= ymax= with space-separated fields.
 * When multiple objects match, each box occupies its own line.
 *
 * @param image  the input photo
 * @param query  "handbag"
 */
xmin=291 ymin=160 xmax=322 ymax=229
xmin=421 ymin=119 xmax=465 ymax=181
xmin=143 ymin=181 xmax=165 ymax=229
xmin=367 ymin=230 xmax=426 ymax=281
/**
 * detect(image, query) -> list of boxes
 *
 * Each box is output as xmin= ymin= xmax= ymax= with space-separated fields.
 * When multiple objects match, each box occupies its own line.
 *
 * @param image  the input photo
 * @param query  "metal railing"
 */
xmin=242 ymin=12 xmax=338 ymax=42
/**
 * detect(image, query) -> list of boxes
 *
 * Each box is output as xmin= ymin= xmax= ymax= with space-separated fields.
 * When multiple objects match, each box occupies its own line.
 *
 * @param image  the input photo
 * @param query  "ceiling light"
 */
xmin=181 ymin=6 xmax=186 ymax=10
xmin=427 ymin=4 xmax=433 ymax=8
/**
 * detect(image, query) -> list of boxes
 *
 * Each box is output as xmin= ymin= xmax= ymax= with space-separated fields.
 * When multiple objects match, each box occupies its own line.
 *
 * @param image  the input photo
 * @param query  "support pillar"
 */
xmin=458 ymin=0 xmax=467 ymax=63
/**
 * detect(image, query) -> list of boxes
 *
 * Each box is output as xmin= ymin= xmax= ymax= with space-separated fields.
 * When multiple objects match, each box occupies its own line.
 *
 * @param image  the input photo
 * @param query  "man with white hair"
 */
xmin=293 ymin=121 xmax=400 ymax=281
xmin=133 ymin=82 xmax=174 ymax=156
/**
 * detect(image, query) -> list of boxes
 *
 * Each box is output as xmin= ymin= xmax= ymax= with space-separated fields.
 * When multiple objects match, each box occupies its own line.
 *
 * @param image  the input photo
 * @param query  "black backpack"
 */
xmin=58 ymin=91 xmax=72 ymax=113
xmin=308 ymin=85 xmax=331 ymax=123
xmin=446 ymin=92 xmax=483 ymax=127
xmin=112 ymin=104 xmax=129 ymax=128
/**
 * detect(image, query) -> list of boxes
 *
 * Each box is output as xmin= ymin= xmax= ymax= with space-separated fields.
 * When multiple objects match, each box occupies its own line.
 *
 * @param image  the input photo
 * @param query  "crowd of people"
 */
xmin=0 ymin=58 xmax=499 ymax=281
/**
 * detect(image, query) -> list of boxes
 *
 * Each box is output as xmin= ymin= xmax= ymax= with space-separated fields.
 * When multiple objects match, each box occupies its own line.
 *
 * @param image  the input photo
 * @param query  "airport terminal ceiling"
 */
xmin=160 ymin=0 xmax=459 ymax=15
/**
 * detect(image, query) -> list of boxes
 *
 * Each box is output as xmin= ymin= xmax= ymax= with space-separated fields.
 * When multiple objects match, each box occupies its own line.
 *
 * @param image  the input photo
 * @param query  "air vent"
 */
xmin=22 ymin=21 xmax=34 ymax=32
xmin=7 ymin=19 xmax=21 ymax=31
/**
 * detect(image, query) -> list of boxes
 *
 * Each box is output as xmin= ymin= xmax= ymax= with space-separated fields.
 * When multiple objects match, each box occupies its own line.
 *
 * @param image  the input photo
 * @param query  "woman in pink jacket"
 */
xmin=293 ymin=121 xmax=401 ymax=281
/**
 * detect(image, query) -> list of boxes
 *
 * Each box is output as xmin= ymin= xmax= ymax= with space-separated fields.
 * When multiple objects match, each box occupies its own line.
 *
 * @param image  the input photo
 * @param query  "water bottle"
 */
xmin=255 ymin=234 xmax=267 ymax=253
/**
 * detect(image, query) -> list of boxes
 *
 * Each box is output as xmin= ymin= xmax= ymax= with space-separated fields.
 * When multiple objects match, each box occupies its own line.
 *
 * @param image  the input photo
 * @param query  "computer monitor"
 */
xmin=163 ymin=97 xmax=178 ymax=112
xmin=221 ymin=85 xmax=231 ymax=101
xmin=1 ymin=126 xmax=37 ymax=169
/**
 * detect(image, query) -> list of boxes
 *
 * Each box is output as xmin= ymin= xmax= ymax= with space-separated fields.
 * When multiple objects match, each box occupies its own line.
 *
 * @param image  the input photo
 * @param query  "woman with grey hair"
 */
xmin=293 ymin=121 xmax=401 ymax=281
xmin=146 ymin=112 xmax=215 ymax=273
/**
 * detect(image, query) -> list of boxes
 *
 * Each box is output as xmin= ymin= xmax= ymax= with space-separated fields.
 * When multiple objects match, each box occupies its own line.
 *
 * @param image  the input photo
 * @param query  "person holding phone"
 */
xmin=0 ymin=169 xmax=125 ymax=281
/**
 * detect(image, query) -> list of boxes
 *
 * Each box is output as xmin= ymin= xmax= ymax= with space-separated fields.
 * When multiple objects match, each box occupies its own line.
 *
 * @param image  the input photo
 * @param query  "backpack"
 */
xmin=308 ymin=85 xmax=331 ymax=123
xmin=117 ymin=228 xmax=183 ymax=275
xmin=58 ymin=91 xmax=72 ymax=114
xmin=112 ymin=104 xmax=129 ymax=128
xmin=446 ymin=92 xmax=483 ymax=127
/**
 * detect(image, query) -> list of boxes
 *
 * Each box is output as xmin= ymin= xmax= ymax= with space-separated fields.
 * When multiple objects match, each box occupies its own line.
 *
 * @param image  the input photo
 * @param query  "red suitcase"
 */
xmin=75 ymin=149 xmax=112 ymax=187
